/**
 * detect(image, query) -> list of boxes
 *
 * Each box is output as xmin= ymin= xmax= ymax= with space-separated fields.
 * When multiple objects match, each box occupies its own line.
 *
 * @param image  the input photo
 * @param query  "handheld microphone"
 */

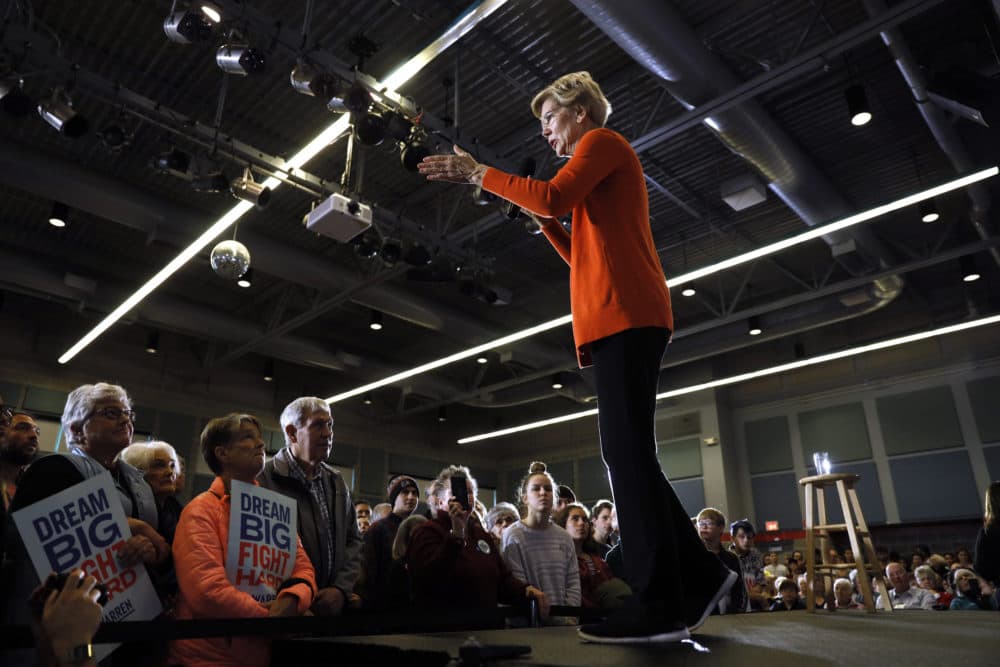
xmin=502 ymin=156 xmax=536 ymax=220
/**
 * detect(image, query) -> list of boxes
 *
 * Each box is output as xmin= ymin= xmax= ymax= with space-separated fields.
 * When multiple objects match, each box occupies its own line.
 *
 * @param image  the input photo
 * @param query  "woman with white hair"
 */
xmin=119 ymin=441 xmax=182 ymax=545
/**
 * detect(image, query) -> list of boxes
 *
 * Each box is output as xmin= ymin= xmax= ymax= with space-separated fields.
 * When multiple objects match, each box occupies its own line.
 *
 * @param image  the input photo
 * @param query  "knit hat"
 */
xmin=485 ymin=501 xmax=519 ymax=531
xmin=387 ymin=474 xmax=419 ymax=507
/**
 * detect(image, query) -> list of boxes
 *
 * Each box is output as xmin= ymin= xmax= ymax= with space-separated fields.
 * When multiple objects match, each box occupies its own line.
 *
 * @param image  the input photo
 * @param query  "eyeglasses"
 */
xmin=89 ymin=407 xmax=136 ymax=422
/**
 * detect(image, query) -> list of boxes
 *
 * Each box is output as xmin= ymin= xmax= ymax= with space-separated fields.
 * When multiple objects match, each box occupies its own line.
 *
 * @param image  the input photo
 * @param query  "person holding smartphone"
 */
xmin=406 ymin=465 xmax=549 ymax=622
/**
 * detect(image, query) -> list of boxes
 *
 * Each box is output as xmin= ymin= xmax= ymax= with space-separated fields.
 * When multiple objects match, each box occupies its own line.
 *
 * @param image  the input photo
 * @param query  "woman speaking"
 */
xmin=419 ymin=71 xmax=736 ymax=643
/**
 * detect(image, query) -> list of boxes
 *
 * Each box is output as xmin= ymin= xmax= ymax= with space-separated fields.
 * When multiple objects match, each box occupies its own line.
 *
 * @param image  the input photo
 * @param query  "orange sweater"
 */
xmin=168 ymin=476 xmax=316 ymax=667
xmin=482 ymin=128 xmax=672 ymax=367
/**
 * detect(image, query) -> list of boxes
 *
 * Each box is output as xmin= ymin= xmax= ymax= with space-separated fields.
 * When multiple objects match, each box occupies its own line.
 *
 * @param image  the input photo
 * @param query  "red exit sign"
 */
xmin=764 ymin=521 xmax=779 ymax=532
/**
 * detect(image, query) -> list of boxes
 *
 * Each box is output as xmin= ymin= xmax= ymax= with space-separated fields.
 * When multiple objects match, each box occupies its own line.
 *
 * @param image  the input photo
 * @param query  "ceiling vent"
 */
xmin=720 ymin=173 xmax=767 ymax=211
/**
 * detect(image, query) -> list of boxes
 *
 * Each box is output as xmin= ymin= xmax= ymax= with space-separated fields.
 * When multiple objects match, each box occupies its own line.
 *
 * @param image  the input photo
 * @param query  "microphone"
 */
xmin=502 ymin=156 xmax=537 ymax=220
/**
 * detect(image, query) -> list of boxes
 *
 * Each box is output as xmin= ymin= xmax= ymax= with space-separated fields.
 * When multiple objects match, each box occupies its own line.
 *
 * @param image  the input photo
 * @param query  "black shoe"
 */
xmin=578 ymin=616 xmax=690 ymax=644
xmin=685 ymin=569 xmax=738 ymax=632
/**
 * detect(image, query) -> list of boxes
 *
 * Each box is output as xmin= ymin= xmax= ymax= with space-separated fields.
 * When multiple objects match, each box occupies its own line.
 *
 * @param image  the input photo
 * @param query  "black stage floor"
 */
xmin=279 ymin=610 xmax=999 ymax=666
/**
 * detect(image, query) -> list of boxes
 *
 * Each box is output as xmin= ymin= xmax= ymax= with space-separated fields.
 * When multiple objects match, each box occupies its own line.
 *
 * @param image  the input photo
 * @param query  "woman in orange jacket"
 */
xmin=168 ymin=414 xmax=315 ymax=667
xmin=420 ymin=71 xmax=736 ymax=644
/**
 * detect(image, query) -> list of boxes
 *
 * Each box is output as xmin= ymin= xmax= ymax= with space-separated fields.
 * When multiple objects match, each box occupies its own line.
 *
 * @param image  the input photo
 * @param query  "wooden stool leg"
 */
xmin=815 ymin=485 xmax=830 ymax=608
xmin=837 ymin=480 xmax=874 ymax=612
xmin=804 ymin=482 xmax=815 ymax=614
xmin=848 ymin=485 xmax=892 ymax=613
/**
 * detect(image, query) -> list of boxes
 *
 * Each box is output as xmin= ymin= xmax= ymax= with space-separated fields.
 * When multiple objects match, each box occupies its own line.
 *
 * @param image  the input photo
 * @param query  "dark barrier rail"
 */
xmin=0 ymin=604 xmax=606 ymax=649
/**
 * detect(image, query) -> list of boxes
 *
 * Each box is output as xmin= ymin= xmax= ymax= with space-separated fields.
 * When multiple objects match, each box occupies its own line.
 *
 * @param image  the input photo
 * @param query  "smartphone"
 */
xmin=451 ymin=475 xmax=470 ymax=510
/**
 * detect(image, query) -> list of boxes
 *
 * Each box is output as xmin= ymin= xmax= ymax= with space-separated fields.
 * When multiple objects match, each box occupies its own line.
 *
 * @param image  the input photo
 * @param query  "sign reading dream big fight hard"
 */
xmin=225 ymin=481 xmax=297 ymax=603
xmin=13 ymin=473 xmax=163 ymax=661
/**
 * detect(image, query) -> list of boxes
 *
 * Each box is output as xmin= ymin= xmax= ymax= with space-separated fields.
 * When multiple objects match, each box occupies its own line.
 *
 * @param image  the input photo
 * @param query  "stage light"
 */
xmin=153 ymin=148 xmax=191 ymax=177
xmin=369 ymin=310 xmax=383 ymax=331
xmin=960 ymin=256 xmax=981 ymax=283
xmin=551 ymin=374 xmax=564 ymax=390
xmin=476 ymin=356 xmax=488 ymax=365
xmin=383 ymin=111 xmax=414 ymax=141
xmin=48 ymin=202 xmax=68 ymax=228
xmin=379 ymin=240 xmax=402 ymax=266
xmin=98 ymin=123 xmax=132 ymax=152
xmin=457 ymin=314 xmax=1000 ymax=444
xmin=163 ymin=8 xmax=214 ymax=43
xmin=236 ymin=267 xmax=253 ymax=288
xmin=230 ymin=167 xmax=271 ymax=208
xmin=401 ymin=139 xmax=432 ymax=172
xmin=0 ymin=74 xmax=34 ymax=116
xmin=38 ymin=88 xmax=89 ymax=138
xmin=363 ymin=392 xmax=373 ymax=405
xmin=846 ymin=84 xmax=871 ymax=126
xmin=353 ymin=112 xmax=386 ymax=146
xmin=199 ymin=2 xmax=222 ymax=23
xmin=290 ymin=62 xmax=338 ymax=99
xmin=145 ymin=330 xmax=159 ymax=354
xmin=216 ymin=43 xmax=266 ymax=76
xmin=404 ymin=243 xmax=432 ymax=266
xmin=681 ymin=287 xmax=696 ymax=297
xmin=920 ymin=200 xmax=940 ymax=223
xmin=328 ymin=83 xmax=371 ymax=114
xmin=192 ymin=171 xmax=230 ymax=193
xmin=353 ymin=233 xmax=380 ymax=259
xmin=747 ymin=316 xmax=763 ymax=336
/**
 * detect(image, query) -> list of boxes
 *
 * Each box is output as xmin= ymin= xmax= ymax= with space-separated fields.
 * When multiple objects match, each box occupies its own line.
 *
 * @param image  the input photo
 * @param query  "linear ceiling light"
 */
xmin=457 ymin=313 xmax=1000 ymax=444
xmin=57 ymin=0 xmax=510 ymax=365
xmin=325 ymin=166 xmax=999 ymax=403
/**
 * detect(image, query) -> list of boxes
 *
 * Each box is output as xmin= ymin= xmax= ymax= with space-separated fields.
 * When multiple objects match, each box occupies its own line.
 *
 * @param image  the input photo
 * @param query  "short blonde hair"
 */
xmin=118 ymin=441 xmax=178 ymax=472
xmin=530 ymin=71 xmax=612 ymax=127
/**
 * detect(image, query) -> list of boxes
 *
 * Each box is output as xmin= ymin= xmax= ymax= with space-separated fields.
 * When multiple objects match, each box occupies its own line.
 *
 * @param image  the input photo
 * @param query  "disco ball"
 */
xmin=210 ymin=239 xmax=251 ymax=280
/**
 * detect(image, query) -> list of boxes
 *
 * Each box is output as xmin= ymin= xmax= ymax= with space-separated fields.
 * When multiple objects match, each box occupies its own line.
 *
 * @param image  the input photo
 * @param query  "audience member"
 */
xmin=763 ymin=551 xmax=788 ymax=580
xmin=355 ymin=500 xmax=373 ymax=535
xmin=911 ymin=552 xmax=924 ymax=571
xmin=384 ymin=513 xmax=427 ymax=610
xmin=877 ymin=562 xmax=934 ymax=610
xmin=407 ymin=465 xmax=548 ymax=619
xmin=258 ymin=397 xmax=363 ymax=616
xmin=555 ymin=502 xmax=631 ymax=608
xmin=696 ymin=508 xmax=745 ymax=614
xmin=359 ymin=475 xmax=419 ymax=610
xmin=769 ymin=578 xmax=805 ymax=611
xmin=974 ymin=481 xmax=999 ymax=599
xmin=372 ymin=502 xmax=392 ymax=522
xmin=729 ymin=519 xmax=767 ymax=610
xmin=943 ymin=552 xmax=955 ymax=568
xmin=119 ymin=441 xmax=183 ymax=545
xmin=502 ymin=462 xmax=581 ymax=616
xmin=786 ymin=558 xmax=801 ymax=578
xmin=0 ymin=410 xmax=38 ymax=548
xmin=590 ymin=499 xmax=616 ymax=556
xmin=832 ymin=577 xmax=862 ymax=610
xmin=485 ymin=502 xmax=519 ymax=547
xmin=949 ymin=568 xmax=992 ymax=610
xmin=556 ymin=484 xmax=576 ymax=511
xmin=915 ymin=564 xmax=953 ymax=609
xmin=955 ymin=547 xmax=973 ymax=570
xmin=175 ymin=454 xmax=188 ymax=499
xmin=169 ymin=413 xmax=315 ymax=667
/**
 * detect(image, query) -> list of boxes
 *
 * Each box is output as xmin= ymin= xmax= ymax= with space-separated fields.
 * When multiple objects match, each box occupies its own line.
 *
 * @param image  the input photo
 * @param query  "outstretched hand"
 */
xmin=418 ymin=145 xmax=487 ymax=185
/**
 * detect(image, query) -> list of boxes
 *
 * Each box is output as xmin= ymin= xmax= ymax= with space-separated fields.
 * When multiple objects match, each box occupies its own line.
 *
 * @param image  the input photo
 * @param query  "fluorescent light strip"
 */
xmin=457 ymin=313 xmax=1000 ymax=444
xmin=57 ymin=0 xmax=510 ymax=365
xmin=326 ymin=166 xmax=998 ymax=402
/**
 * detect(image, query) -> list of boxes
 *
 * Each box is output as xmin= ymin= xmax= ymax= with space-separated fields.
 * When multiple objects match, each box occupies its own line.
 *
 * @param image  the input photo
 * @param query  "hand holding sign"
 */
xmin=124 ymin=518 xmax=169 ymax=565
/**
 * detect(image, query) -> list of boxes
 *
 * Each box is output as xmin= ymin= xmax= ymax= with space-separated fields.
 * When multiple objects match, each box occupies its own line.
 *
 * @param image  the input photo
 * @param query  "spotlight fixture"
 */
xmin=328 ymin=82 xmax=371 ymax=114
xmin=230 ymin=167 xmax=271 ymax=208
xmin=681 ymin=287 xmax=696 ymax=297
xmin=400 ymin=137 xmax=432 ymax=172
xmin=747 ymin=316 xmax=763 ymax=336
xmin=153 ymin=147 xmax=192 ymax=177
xmin=845 ymin=84 xmax=872 ymax=126
xmin=919 ymin=200 xmax=940 ymax=223
xmin=353 ymin=112 xmax=386 ymax=146
xmin=290 ymin=62 xmax=338 ymax=99
xmin=960 ymin=256 xmax=981 ymax=283
xmin=437 ymin=406 xmax=448 ymax=423
xmin=263 ymin=360 xmax=275 ymax=382
xmin=403 ymin=242 xmax=432 ymax=266
xmin=37 ymin=88 xmax=89 ymax=138
xmin=98 ymin=123 xmax=132 ymax=152
xmin=163 ymin=7 xmax=214 ymax=44
xmin=379 ymin=239 xmax=402 ymax=266
xmin=0 ymin=74 xmax=35 ymax=117
xmin=145 ymin=330 xmax=160 ymax=354
xmin=210 ymin=239 xmax=251 ymax=280
xmin=476 ymin=355 xmax=488 ymax=365
xmin=48 ymin=202 xmax=68 ymax=228
xmin=363 ymin=392 xmax=373 ymax=405
xmin=551 ymin=374 xmax=564 ymax=390
xmin=369 ymin=310 xmax=384 ymax=331
xmin=216 ymin=43 xmax=266 ymax=76
xmin=236 ymin=267 xmax=254 ymax=288
xmin=383 ymin=111 xmax=414 ymax=142
xmin=524 ymin=217 xmax=543 ymax=235
xmin=353 ymin=233 xmax=380 ymax=259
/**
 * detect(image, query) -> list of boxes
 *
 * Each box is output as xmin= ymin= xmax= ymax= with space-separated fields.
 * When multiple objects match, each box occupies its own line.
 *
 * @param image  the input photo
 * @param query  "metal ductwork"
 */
xmin=862 ymin=0 xmax=1000 ymax=270
xmin=569 ymin=0 xmax=904 ymax=288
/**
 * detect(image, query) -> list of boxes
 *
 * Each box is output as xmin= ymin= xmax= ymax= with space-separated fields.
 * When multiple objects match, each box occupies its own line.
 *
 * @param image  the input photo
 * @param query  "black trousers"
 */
xmin=591 ymin=327 xmax=721 ymax=613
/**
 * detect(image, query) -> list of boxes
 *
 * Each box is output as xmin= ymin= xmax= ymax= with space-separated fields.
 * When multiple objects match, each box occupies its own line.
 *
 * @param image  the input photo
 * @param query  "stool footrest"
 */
xmin=812 ymin=523 xmax=869 ymax=535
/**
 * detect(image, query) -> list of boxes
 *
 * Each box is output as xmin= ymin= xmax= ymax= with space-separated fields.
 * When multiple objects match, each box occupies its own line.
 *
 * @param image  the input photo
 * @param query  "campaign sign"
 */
xmin=13 ymin=472 xmax=163 ymax=661
xmin=225 ymin=481 xmax=297 ymax=604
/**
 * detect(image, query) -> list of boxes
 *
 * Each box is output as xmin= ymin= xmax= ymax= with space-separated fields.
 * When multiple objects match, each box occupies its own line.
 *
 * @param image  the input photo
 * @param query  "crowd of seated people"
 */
xmin=2 ymin=385 xmax=999 ymax=666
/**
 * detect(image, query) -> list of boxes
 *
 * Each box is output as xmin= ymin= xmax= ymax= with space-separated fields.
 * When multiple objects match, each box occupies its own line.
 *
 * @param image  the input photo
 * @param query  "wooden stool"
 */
xmin=798 ymin=472 xmax=891 ymax=613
